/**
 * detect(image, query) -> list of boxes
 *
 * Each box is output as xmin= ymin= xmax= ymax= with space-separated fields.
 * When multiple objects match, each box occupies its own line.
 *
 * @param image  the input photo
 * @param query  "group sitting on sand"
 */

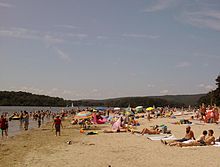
xmin=161 ymin=126 xmax=216 ymax=147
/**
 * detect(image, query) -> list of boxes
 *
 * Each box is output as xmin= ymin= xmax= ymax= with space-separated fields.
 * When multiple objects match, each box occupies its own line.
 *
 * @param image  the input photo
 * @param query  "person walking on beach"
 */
xmin=23 ymin=111 xmax=29 ymax=130
xmin=52 ymin=115 xmax=63 ymax=136
xmin=37 ymin=112 xmax=42 ymax=128
xmin=0 ymin=115 xmax=8 ymax=138
xmin=19 ymin=111 xmax=24 ymax=127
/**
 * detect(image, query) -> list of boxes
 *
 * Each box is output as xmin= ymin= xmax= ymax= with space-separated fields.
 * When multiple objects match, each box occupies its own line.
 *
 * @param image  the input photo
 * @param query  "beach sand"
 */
xmin=1 ymin=116 xmax=220 ymax=167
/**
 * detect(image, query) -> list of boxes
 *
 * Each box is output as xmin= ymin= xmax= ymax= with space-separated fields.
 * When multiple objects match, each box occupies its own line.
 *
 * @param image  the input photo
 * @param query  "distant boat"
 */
xmin=9 ymin=115 xmax=20 ymax=121
xmin=71 ymin=103 xmax=74 ymax=108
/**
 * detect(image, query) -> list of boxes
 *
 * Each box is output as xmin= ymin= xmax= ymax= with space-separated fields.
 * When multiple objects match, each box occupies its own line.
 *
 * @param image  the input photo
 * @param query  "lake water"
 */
xmin=0 ymin=106 xmax=72 ymax=137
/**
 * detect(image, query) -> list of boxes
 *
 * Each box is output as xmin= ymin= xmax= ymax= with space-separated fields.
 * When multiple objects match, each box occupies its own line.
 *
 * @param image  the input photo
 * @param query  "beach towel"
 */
xmin=146 ymin=134 xmax=173 ymax=141
xmin=213 ymin=142 xmax=220 ymax=147
xmin=161 ymin=135 xmax=177 ymax=141
xmin=182 ymin=139 xmax=195 ymax=144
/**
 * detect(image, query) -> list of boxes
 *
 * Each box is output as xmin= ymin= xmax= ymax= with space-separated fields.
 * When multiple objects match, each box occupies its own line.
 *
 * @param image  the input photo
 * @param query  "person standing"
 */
xmin=0 ymin=115 xmax=8 ymax=138
xmin=52 ymin=115 xmax=63 ymax=136
xmin=23 ymin=111 xmax=29 ymax=130
xmin=37 ymin=112 xmax=42 ymax=128
xmin=19 ymin=111 xmax=24 ymax=127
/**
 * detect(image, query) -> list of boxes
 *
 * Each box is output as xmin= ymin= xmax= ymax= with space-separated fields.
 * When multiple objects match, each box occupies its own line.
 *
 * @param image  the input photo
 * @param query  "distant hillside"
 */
xmin=72 ymin=94 xmax=206 ymax=107
xmin=151 ymin=94 xmax=206 ymax=106
xmin=0 ymin=91 xmax=70 ymax=107
xmin=0 ymin=91 xmax=205 ymax=107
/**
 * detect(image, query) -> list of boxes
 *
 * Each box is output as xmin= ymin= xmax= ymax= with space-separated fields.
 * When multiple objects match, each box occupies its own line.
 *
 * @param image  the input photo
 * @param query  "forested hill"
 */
xmin=0 ymin=91 xmax=205 ymax=107
xmin=151 ymin=94 xmax=205 ymax=106
xmin=0 ymin=91 xmax=69 ymax=107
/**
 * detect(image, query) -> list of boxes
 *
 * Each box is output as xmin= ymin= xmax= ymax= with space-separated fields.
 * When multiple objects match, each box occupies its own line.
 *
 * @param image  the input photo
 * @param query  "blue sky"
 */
xmin=0 ymin=0 xmax=219 ymax=100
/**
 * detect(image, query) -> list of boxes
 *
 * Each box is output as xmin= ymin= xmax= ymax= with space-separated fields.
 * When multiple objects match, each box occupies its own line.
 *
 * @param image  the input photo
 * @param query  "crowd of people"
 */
xmin=1 ymin=105 xmax=219 ymax=148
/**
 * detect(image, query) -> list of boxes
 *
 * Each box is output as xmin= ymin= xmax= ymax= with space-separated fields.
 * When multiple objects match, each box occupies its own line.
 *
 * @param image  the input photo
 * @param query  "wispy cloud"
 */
xmin=181 ymin=9 xmax=220 ymax=31
xmin=9 ymin=86 xmax=75 ymax=98
xmin=0 ymin=2 xmax=14 ymax=8
xmin=176 ymin=61 xmax=191 ymax=68
xmin=147 ymin=84 xmax=155 ymax=88
xmin=160 ymin=89 xmax=169 ymax=94
xmin=55 ymin=24 xmax=78 ymax=29
xmin=0 ymin=27 xmax=88 ymax=43
xmin=122 ymin=33 xmax=160 ymax=39
xmin=0 ymin=27 xmax=40 ymax=40
xmin=0 ymin=27 xmax=73 ymax=61
xmin=66 ymin=33 xmax=88 ymax=40
xmin=144 ymin=0 xmax=176 ymax=12
xmin=198 ymin=84 xmax=215 ymax=90
xmin=0 ymin=27 xmax=64 ymax=44
xmin=53 ymin=47 xmax=70 ymax=62
xmin=193 ymin=52 xmax=220 ymax=60
xmin=96 ymin=35 xmax=108 ymax=40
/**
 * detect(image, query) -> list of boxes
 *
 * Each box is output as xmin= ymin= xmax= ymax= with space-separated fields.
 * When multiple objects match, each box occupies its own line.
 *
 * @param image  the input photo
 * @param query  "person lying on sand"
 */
xmin=132 ymin=125 xmax=160 ymax=135
xmin=140 ymin=127 xmax=160 ymax=135
xmin=161 ymin=126 xmax=195 ymax=146
xmin=177 ymin=129 xmax=215 ymax=147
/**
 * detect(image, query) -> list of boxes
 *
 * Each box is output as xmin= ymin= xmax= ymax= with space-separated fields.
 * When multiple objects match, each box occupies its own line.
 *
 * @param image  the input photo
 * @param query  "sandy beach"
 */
xmin=1 ymin=115 xmax=220 ymax=167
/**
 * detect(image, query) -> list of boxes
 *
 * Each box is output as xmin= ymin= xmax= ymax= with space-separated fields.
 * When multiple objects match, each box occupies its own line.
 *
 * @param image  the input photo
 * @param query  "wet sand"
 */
xmin=1 ymin=116 xmax=220 ymax=167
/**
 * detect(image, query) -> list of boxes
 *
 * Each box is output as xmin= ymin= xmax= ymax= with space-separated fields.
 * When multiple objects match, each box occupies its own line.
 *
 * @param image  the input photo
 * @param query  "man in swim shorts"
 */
xmin=52 ymin=115 xmax=63 ymax=136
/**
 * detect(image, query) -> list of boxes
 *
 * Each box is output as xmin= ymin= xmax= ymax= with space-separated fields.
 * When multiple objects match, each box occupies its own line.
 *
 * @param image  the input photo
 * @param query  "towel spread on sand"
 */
xmin=213 ymin=142 xmax=220 ymax=147
xmin=147 ymin=134 xmax=175 ymax=141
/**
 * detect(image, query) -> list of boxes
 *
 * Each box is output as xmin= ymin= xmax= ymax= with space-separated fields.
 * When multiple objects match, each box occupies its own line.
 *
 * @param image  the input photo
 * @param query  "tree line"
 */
xmin=0 ymin=91 xmax=197 ymax=107
xmin=198 ymin=75 xmax=220 ymax=106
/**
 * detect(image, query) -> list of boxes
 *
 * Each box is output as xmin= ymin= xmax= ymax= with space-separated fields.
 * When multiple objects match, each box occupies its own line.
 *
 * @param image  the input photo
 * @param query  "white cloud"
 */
xmin=0 ymin=27 xmax=64 ymax=44
xmin=62 ymin=90 xmax=73 ymax=95
xmin=55 ymin=25 xmax=77 ymax=29
xmin=66 ymin=33 xmax=88 ymax=40
xmin=122 ymin=33 xmax=160 ymax=39
xmin=144 ymin=0 xmax=176 ymax=12
xmin=176 ymin=61 xmax=191 ymax=68
xmin=0 ymin=27 xmax=73 ymax=61
xmin=44 ymin=35 xmax=64 ymax=44
xmin=160 ymin=89 xmax=169 ymax=94
xmin=92 ymin=89 xmax=98 ymax=93
xmin=8 ymin=86 xmax=76 ymax=98
xmin=96 ymin=36 xmax=108 ymax=40
xmin=0 ymin=2 xmax=14 ymax=8
xmin=198 ymin=84 xmax=215 ymax=90
xmin=113 ymin=57 xmax=121 ymax=65
xmin=53 ymin=47 xmax=70 ymax=62
xmin=147 ymin=84 xmax=155 ymax=88
xmin=181 ymin=9 xmax=220 ymax=31
xmin=0 ymin=28 xmax=39 ymax=40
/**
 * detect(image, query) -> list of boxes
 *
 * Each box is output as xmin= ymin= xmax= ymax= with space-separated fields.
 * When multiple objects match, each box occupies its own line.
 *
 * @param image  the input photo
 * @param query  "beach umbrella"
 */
xmin=74 ymin=111 xmax=92 ymax=119
xmin=146 ymin=107 xmax=154 ymax=111
xmin=135 ymin=106 xmax=143 ymax=113
xmin=114 ymin=107 xmax=120 ymax=111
